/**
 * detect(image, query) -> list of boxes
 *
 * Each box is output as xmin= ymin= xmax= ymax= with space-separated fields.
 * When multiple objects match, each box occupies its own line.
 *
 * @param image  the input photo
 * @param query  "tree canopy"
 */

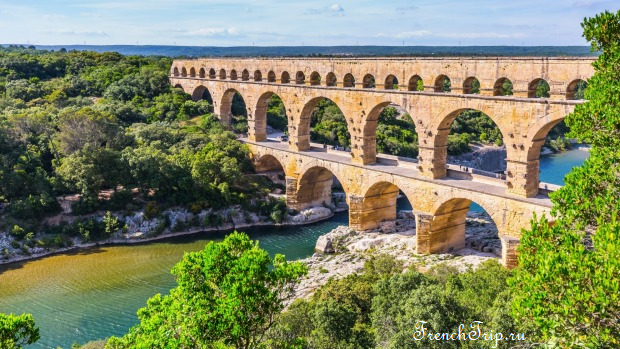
xmin=106 ymin=232 xmax=307 ymax=349
xmin=509 ymin=10 xmax=620 ymax=348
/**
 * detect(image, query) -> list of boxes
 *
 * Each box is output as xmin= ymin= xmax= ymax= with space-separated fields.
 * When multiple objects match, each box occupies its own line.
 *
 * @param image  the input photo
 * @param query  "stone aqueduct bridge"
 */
xmin=170 ymin=57 xmax=595 ymax=267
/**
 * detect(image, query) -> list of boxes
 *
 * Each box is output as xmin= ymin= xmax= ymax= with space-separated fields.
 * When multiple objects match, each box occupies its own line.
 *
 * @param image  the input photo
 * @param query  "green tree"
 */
xmin=55 ymin=107 xmax=124 ymax=155
xmin=0 ymin=313 xmax=40 ymax=349
xmin=510 ymin=10 xmax=620 ymax=348
xmin=106 ymin=232 xmax=307 ymax=349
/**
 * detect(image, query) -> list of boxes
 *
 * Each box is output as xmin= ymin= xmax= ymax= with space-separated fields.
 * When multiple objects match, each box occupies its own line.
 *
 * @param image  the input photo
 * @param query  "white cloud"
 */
xmin=330 ymin=4 xmax=344 ymax=12
xmin=305 ymin=4 xmax=345 ymax=16
xmin=184 ymin=27 xmax=240 ymax=37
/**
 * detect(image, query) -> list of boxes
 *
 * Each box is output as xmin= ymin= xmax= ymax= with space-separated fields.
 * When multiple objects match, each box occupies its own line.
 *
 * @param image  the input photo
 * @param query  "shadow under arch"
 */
xmin=294 ymin=165 xmax=347 ymax=211
xmin=253 ymin=153 xmax=287 ymax=176
xmin=351 ymin=181 xmax=412 ymax=231
xmin=297 ymin=96 xmax=351 ymax=151
xmin=191 ymin=85 xmax=213 ymax=105
xmin=425 ymin=197 xmax=500 ymax=256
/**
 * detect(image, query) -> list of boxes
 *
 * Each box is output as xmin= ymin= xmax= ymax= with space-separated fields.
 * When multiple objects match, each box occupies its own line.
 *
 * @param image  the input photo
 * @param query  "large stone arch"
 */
xmin=420 ymin=196 xmax=502 ymax=255
xmin=220 ymin=88 xmax=247 ymax=126
xmin=350 ymin=181 xmax=405 ymax=231
xmin=515 ymin=111 xmax=569 ymax=196
xmin=296 ymin=95 xmax=352 ymax=152
xmin=292 ymin=164 xmax=349 ymax=211
xmin=251 ymin=90 xmax=288 ymax=143
xmin=191 ymin=85 xmax=213 ymax=104
xmin=421 ymin=105 xmax=510 ymax=179
xmin=360 ymin=99 xmax=419 ymax=165
xmin=253 ymin=153 xmax=288 ymax=176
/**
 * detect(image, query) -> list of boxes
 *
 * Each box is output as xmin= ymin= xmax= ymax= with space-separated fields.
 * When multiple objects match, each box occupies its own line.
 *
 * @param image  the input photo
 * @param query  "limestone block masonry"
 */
xmin=170 ymin=57 xmax=594 ymax=267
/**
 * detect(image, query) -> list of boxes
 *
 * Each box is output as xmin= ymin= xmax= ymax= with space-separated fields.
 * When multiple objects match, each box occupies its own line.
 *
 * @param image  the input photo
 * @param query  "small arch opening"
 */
xmin=326 ymin=72 xmax=337 ymax=87
xmin=230 ymin=70 xmax=238 ymax=80
xmin=254 ymin=70 xmax=263 ymax=82
xmin=310 ymin=71 xmax=321 ymax=86
xmin=295 ymin=71 xmax=305 ymax=84
xmin=363 ymin=74 xmax=376 ymax=89
xmin=384 ymin=75 xmax=399 ymax=90
xmin=566 ymin=79 xmax=587 ymax=100
xmin=199 ymin=68 xmax=206 ymax=78
xmin=463 ymin=77 xmax=480 ymax=94
xmin=435 ymin=75 xmax=451 ymax=92
xmin=408 ymin=75 xmax=424 ymax=91
xmin=173 ymin=67 xmax=180 ymax=77
xmin=281 ymin=71 xmax=290 ymax=84
xmin=181 ymin=67 xmax=187 ymax=77
xmin=189 ymin=67 xmax=196 ymax=78
xmin=493 ymin=78 xmax=513 ymax=96
xmin=343 ymin=73 xmax=356 ymax=88
xmin=268 ymin=71 xmax=276 ymax=83
xmin=219 ymin=69 xmax=226 ymax=80
xmin=209 ymin=68 xmax=216 ymax=79
xmin=242 ymin=69 xmax=250 ymax=81
xmin=528 ymin=79 xmax=550 ymax=98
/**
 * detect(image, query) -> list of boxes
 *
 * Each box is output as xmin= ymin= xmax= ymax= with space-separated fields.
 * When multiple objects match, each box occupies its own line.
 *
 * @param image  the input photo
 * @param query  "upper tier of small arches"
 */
xmin=171 ymin=60 xmax=592 ymax=100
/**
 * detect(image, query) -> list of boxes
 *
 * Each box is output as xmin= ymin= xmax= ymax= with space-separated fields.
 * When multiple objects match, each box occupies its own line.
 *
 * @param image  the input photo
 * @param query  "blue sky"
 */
xmin=0 ymin=0 xmax=618 ymax=46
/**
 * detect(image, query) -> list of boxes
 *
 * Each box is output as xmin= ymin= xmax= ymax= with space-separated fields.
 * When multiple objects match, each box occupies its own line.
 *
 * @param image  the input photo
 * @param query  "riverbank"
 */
xmin=290 ymin=210 xmax=499 ymax=302
xmin=0 ymin=204 xmax=342 ymax=266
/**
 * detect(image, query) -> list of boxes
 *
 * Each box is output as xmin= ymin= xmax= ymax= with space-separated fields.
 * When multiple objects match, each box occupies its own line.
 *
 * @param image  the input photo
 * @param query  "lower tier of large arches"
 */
xmin=250 ymin=145 xmax=550 ymax=268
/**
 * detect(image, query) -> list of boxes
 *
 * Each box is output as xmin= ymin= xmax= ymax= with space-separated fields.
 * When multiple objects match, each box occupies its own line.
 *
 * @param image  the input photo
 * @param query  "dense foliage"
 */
xmin=509 ymin=10 xmax=620 ymax=348
xmin=106 ymin=232 xmax=307 ymax=349
xmin=0 ymin=46 xmax=256 ymax=236
xmin=0 ymin=313 xmax=40 ymax=349
xmin=266 ymin=257 xmax=524 ymax=349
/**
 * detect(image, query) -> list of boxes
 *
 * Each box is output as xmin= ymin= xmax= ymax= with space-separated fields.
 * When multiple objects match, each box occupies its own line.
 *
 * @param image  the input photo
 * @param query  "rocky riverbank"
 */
xmin=291 ymin=210 xmax=500 ymax=301
xmin=0 ymin=204 xmax=337 ymax=266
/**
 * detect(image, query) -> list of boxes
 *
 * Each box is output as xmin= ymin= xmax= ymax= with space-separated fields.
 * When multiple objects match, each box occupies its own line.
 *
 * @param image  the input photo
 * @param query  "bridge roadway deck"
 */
xmin=241 ymin=138 xmax=553 ymax=209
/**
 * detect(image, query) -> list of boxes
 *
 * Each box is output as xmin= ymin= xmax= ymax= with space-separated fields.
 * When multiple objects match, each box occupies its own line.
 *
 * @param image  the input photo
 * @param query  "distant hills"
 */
xmin=1 ymin=44 xmax=599 ymax=57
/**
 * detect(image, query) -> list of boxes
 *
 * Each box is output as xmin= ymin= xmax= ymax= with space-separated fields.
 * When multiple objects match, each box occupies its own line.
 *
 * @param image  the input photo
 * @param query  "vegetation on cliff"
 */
xmin=509 ymin=9 xmax=620 ymax=348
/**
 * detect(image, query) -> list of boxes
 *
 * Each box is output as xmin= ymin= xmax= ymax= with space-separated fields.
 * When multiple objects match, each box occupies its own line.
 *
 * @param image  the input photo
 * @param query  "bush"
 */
xmin=9 ymin=225 xmax=27 ymax=240
xmin=143 ymin=201 xmax=160 ymax=219
xmin=71 ymin=196 xmax=100 ymax=216
xmin=107 ymin=189 xmax=133 ymax=211
xmin=8 ymin=194 xmax=61 ymax=219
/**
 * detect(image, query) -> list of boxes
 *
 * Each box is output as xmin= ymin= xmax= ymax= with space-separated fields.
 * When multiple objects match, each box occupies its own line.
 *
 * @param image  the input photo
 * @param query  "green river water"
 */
xmin=0 ymin=149 xmax=589 ymax=348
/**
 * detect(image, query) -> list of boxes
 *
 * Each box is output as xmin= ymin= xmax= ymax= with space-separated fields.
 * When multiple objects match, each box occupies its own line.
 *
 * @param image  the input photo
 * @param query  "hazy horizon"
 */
xmin=1 ymin=1 xmax=618 ymax=47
